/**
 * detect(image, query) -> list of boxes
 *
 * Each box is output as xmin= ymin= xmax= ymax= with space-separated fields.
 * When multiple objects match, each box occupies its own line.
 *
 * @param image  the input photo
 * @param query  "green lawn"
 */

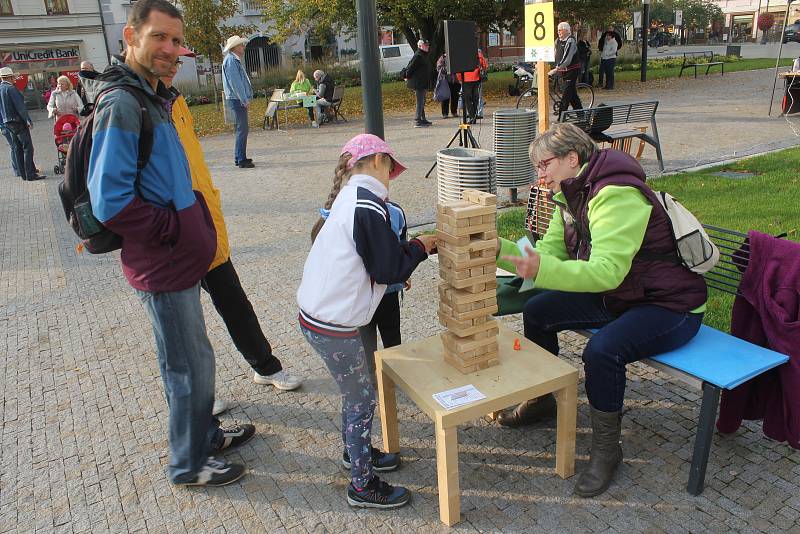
xmin=495 ymin=146 xmax=800 ymax=332
xmin=189 ymin=58 xmax=791 ymax=137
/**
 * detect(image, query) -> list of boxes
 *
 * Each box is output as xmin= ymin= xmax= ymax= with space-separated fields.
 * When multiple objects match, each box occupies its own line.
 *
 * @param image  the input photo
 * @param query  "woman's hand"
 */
xmin=415 ymin=234 xmax=438 ymax=254
xmin=501 ymin=245 xmax=541 ymax=279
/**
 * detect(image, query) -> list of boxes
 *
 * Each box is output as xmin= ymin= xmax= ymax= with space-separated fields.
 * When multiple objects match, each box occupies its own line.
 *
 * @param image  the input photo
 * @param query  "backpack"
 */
xmin=652 ymin=191 xmax=720 ymax=274
xmin=58 ymin=85 xmax=153 ymax=254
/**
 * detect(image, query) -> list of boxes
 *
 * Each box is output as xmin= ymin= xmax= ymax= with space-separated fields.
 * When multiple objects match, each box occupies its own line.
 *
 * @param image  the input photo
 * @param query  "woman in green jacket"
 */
xmin=290 ymin=70 xmax=314 ymax=122
xmin=498 ymin=123 xmax=706 ymax=498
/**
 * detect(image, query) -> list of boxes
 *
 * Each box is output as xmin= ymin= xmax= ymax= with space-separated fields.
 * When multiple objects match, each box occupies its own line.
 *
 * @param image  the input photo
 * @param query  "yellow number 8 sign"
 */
xmin=525 ymin=1 xmax=555 ymax=62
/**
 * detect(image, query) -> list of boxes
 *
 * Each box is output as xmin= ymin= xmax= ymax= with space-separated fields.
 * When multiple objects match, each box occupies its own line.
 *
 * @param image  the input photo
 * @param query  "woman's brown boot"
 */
xmin=496 ymin=394 xmax=557 ymax=427
xmin=574 ymin=406 xmax=623 ymax=497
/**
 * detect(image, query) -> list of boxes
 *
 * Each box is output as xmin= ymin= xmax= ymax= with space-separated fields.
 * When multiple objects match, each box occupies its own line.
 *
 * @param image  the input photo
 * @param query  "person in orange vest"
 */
xmin=456 ymin=48 xmax=488 ymax=124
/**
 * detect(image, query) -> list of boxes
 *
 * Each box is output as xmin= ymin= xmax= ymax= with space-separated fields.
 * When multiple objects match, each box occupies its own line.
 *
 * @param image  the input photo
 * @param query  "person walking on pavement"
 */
xmin=549 ymin=22 xmax=583 ymax=113
xmin=435 ymin=53 xmax=460 ymax=119
xmin=0 ymin=66 xmax=46 ymax=181
xmin=598 ymin=26 xmax=622 ymax=89
xmin=83 ymin=0 xmax=250 ymax=487
xmin=77 ymin=61 xmax=95 ymax=115
xmin=404 ymin=38 xmax=432 ymax=128
xmin=163 ymin=48 xmax=303 ymax=417
xmin=599 ymin=29 xmax=620 ymax=90
xmin=47 ymin=75 xmax=84 ymax=119
xmin=222 ymin=35 xmax=254 ymax=169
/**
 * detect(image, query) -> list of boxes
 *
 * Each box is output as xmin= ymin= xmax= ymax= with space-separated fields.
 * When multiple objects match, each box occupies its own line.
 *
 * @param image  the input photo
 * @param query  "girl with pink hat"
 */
xmin=297 ymin=134 xmax=437 ymax=509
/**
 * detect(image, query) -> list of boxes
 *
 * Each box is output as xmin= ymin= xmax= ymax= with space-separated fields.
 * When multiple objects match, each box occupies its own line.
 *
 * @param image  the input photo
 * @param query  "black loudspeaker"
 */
xmin=444 ymin=20 xmax=478 ymax=74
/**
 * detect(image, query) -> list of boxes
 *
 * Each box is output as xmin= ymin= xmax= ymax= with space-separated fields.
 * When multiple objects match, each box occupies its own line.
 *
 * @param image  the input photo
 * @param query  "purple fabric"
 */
xmin=559 ymin=149 xmax=707 ymax=313
xmin=716 ymin=231 xmax=800 ymax=449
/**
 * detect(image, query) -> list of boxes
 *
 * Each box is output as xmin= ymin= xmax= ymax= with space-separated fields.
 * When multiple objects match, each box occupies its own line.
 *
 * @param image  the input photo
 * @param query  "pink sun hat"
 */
xmin=341 ymin=133 xmax=408 ymax=179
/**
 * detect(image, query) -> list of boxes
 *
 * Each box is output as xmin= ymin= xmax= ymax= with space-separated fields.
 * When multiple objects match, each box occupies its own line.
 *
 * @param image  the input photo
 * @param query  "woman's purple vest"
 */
xmin=557 ymin=149 xmax=707 ymax=313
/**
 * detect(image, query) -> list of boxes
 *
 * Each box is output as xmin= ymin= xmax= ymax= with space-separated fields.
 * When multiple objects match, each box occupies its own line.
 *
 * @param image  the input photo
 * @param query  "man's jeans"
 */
xmin=1 ymin=125 xmax=20 ymax=176
xmin=522 ymin=290 xmax=703 ymax=412
xmin=5 ymin=121 xmax=35 ymax=178
xmin=600 ymin=58 xmax=616 ymax=89
xmin=135 ymin=283 xmax=220 ymax=483
xmin=226 ymin=99 xmax=249 ymax=165
xmin=314 ymin=99 xmax=332 ymax=123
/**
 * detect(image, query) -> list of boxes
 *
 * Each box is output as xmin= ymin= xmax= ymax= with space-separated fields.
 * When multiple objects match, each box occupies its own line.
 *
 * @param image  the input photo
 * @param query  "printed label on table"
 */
xmin=433 ymin=384 xmax=487 ymax=410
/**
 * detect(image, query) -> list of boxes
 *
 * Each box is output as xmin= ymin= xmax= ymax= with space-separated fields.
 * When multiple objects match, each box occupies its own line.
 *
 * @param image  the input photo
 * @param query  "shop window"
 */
xmin=1 ymin=0 xmax=13 ymax=16
xmin=503 ymin=30 xmax=516 ymax=46
xmin=45 ymin=0 xmax=70 ymax=15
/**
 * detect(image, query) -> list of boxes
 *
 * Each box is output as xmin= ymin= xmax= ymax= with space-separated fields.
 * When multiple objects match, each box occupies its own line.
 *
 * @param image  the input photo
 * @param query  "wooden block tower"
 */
xmin=436 ymin=190 xmax=500 ymax=374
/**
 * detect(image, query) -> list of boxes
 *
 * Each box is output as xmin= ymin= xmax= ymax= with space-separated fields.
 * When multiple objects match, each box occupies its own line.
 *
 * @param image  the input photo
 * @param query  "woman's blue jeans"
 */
xmin=226 ymin=99 xmax=249 ymax=164
xmin=522 ymin=290 xmax=703 ymax=412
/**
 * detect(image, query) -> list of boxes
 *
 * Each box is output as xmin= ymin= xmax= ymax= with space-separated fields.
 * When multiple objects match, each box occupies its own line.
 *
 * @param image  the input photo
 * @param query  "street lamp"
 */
xmin=641 ymin=0 xmax=651 ymax=82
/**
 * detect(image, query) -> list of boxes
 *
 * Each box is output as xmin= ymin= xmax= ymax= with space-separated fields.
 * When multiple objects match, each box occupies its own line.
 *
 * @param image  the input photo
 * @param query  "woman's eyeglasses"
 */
xmin=536 ymin=156 xmax=557 ymax=171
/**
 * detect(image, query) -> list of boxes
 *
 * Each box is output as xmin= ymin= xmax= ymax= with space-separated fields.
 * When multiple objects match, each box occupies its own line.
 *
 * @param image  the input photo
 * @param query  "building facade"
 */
xmin=712 ymin=0 xmax=800 ymax=42
xmin=0 ymin=0 xmax=110 ymax=108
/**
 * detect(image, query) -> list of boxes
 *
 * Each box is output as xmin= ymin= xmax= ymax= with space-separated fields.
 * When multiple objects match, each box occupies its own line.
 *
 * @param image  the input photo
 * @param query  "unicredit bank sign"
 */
xmin=2 ymin=47 xmax=80 ymax=63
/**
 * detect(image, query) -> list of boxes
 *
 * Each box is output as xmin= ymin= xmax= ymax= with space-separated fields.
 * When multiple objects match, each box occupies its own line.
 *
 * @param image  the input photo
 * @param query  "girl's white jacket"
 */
xmin=297 ymin=174 xmax=427 ymax=333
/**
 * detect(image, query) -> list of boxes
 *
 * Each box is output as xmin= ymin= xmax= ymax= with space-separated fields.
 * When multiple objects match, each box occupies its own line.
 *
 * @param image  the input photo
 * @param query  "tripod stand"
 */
xmin=425 ymin=78 xmax=480 ymax=178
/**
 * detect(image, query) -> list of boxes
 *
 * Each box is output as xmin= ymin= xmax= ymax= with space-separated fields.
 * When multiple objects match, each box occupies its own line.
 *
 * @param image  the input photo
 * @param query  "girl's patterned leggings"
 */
xmin=300 ymin=324 xmax=376 ymax=488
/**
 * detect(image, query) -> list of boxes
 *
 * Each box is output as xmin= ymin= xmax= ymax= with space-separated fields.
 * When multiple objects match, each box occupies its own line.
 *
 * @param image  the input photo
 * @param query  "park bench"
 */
xmin=679 ymin=51 xmax=724 ymax=78
xmin=507 ymin=192 xmax=790 ymax=496
xmin=559 ymin=101 xmax=665 ymax=172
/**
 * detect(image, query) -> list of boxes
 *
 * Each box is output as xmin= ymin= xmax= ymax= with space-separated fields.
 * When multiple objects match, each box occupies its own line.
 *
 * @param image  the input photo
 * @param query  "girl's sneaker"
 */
xmin=342 ymin=447 xmax=400 ymax=472
xmin=347 ymin=476 xmax=411 ymax=509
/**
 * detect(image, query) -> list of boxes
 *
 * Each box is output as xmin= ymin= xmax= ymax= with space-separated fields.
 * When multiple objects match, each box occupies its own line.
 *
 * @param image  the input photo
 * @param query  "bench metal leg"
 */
xmin=687 ymin=382 xmax=721 ymax=496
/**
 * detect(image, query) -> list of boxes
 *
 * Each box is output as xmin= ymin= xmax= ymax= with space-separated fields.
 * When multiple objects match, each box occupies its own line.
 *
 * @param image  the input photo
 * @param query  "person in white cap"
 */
xmin=222 ymin=35 xmax=254 ymax=168
xmin=0 ymin=66 xmax=46 ymax=180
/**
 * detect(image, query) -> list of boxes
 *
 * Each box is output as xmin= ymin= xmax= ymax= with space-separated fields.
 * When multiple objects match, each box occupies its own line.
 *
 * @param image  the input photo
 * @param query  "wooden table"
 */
xmin=375 ymin=325 xmax=579 ymax=526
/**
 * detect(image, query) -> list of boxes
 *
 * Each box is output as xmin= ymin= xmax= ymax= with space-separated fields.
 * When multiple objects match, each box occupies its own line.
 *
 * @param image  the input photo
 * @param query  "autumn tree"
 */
xmin=174 ymin=0 xmax=255 ymax=108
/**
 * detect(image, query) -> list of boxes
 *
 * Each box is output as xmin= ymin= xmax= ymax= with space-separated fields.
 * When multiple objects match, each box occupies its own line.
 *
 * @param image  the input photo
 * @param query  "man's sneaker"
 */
xmin=212 ymin=399 xmax=229 ymax=416
xmin=420 ymin=119 xmax=432 ymax=125
xmin=214 ymin=423 xmax=256 ymax=452
xmin=343 ymin=447 xmax=400 ymax=472
xmin=311 ymin=120 xmax=319 ymax=128
xmin=347 ymin=476 xmax=411 ymax=509
xmin=177 ymin=457 xmax=246 ymax=487
xmin=253 ymin=370 xmax=302 ymax=390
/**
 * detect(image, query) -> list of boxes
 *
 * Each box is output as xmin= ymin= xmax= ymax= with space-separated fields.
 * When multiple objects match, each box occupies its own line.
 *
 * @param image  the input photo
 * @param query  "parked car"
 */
xmin=648 ymin=31 xmax=677 ymax=47
xmin=345 ymin=44 xmax=414 ymax=74
xmin=783 ymin=23 xmax=800 ymax=43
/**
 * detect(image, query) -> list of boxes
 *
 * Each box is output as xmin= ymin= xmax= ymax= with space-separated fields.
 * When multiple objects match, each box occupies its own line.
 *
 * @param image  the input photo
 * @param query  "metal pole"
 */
xmin=768 ymin=0 xmax=794 ymax=115
xmin=641 ymin=1 xmax=650 ymax=82
xmin=355 ymin=0 xmax=385 ymax=138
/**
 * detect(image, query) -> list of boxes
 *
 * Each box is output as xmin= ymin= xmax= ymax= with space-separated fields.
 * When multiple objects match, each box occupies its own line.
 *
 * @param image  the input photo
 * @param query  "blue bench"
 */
xmin=516 ymin=195 xmax=790 ymax=495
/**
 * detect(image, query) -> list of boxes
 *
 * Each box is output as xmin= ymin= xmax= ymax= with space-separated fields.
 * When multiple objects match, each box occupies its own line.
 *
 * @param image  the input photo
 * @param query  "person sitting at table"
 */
xmin=290 ymin=70 xmax=315 ymax=122
xmin=311 ymin=69 xmax=335 ymax=128
xmin=497 ymin=123 xmax=707 ymax=498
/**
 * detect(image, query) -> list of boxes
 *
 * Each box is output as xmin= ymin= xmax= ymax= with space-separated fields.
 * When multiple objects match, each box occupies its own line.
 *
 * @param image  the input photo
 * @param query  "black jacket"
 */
xmin=405 ymin=49 xmax=430 ymax=91
xmin=317 ymin=73 xmax=335 ymax=102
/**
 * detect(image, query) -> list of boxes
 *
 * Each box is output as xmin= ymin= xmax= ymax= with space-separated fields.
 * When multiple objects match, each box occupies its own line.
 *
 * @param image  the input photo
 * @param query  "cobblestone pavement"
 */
xmin=2 ymin=70 xmax=800 ymax=533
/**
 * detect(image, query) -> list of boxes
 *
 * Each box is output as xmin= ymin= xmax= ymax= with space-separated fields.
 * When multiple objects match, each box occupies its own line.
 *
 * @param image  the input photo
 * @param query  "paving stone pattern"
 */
xmin=2 ymin=70 xmax=800 ymax=533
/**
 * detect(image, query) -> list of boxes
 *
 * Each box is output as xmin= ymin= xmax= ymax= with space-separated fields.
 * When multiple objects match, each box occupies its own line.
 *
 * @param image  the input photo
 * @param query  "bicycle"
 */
xmin=513 ymin=64 xmax=594 ymax=115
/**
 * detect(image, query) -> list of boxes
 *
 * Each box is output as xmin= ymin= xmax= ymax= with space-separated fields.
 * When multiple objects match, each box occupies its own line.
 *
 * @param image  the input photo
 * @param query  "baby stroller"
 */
xmin=53 ymin=114 xmax=80 ymax=174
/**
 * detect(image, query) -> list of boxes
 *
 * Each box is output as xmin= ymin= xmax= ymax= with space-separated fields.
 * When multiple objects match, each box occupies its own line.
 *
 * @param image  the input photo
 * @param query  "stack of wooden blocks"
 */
xmin=436 ymin=190 xmax=500 ymax=374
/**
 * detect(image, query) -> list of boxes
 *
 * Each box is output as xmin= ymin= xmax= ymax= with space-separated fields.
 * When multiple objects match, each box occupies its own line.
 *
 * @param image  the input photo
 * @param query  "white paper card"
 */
xmin=433 ymin=384 xmax=487 ymax=410
xmin=516 ymin=236 xmax=535 ymax=292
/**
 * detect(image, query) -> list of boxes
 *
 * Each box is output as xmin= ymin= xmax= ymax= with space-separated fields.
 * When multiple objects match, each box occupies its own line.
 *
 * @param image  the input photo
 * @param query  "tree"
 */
xmin=673 ymin=0 xmax=722 ymax=40
xmin=554 ymin=0 xmax=633 ymax=28
xmin=758 ymin=12 xmax=776 ymax=44
xmin=175 ymin=0 xmax=255 ymax=108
